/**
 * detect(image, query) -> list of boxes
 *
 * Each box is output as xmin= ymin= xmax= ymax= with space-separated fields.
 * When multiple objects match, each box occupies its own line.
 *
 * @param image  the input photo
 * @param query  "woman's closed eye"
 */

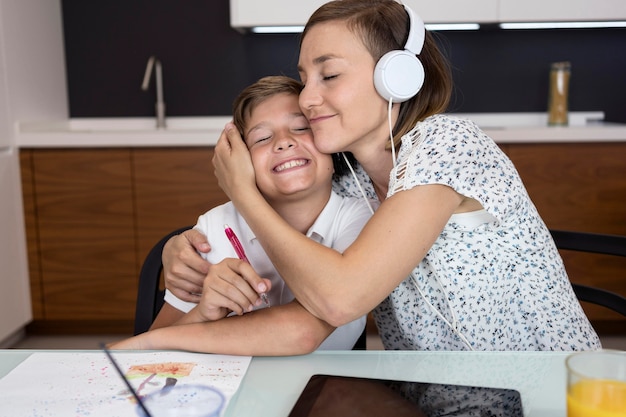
xmin=299 ymin=73 xmax=338 ymax=85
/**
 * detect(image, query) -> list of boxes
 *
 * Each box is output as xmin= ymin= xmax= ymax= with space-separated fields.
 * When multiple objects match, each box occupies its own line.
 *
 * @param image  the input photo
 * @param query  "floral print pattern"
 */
xmin=333 ymin=114 xmax=600 ymax=351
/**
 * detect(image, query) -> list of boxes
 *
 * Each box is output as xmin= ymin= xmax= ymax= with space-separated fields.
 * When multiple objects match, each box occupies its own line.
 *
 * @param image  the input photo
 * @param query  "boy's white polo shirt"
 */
xmin=164 ymin=191 xmax=374 ymax=350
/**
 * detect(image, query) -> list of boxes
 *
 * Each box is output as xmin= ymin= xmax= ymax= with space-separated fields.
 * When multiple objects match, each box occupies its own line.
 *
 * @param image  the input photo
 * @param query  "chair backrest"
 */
xmin=549 ymin=229 xmax=626 ymax=317
xmin=134 ymin=226 xmax=193 ymax=335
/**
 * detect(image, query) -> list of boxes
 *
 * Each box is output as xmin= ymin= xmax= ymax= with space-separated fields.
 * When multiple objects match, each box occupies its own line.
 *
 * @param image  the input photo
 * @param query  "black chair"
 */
xmin=133 ymin=225 xmax=368 ymax=349
xmin=352 ymin=325 xmax=367 ymax=350
xmin=549 ymin=229 xmax=626 ymax=317
xmin=134 ymin=225 xmax=193 ymax=335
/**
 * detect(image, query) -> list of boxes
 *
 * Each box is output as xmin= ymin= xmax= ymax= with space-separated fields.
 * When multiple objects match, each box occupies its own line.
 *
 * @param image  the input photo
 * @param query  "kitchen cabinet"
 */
xmin=504 ymin=142 xmax=626 ymax=334
xmin=230 ymin=0 xmax=498 ymax=29
xmin=24 ymin=149 xmax=136 ymax=324
xmin=21 ymin=142 xmax=626 ymax=334
xmin=230 ymin=0 xmax=626 ymax=31
xmin=133 ymin=148 xmax=230 ymax=264
xmin=405 ymin=0 xmax=497 ymax=23
xmin=21 ymin=147 xmax=228 ymax=333
xmin=230 ymin=0 xmax=325 ymax=29
xmin=499 ymin=0 xmax=626 ymax=22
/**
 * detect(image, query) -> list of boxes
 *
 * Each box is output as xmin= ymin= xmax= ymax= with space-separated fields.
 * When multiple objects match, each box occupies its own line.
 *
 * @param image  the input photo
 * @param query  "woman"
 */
xmin=169 ymin=0 xmax=599 ymax=351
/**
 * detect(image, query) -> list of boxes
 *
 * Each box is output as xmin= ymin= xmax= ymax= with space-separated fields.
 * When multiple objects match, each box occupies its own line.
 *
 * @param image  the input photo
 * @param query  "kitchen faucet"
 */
xmin=141 ymin=56 xmax=166 ymax=129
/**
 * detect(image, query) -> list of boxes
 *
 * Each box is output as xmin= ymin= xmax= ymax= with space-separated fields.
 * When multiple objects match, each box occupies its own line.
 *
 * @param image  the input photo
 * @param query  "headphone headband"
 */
xmin=402 ymin=4 xmax=425 ymax=55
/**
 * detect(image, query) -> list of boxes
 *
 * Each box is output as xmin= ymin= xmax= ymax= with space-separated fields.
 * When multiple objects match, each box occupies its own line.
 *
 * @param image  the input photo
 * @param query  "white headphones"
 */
xmin=373 ymin=4 xmax=426 ymax=103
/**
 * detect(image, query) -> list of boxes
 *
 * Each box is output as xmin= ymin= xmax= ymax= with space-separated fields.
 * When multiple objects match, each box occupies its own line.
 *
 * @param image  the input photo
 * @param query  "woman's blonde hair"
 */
xmin=301 ymin=0 xmax=453 ymax=149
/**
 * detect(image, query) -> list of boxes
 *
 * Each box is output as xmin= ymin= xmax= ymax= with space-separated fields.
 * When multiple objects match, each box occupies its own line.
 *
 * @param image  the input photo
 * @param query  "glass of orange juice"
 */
xmin=566 ymin=349 xmax=626 ymax=417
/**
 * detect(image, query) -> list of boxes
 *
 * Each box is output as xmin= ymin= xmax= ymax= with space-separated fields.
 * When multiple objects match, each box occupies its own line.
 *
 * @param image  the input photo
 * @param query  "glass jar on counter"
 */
xmin=547 ymin=61 xmax=571 ymax=126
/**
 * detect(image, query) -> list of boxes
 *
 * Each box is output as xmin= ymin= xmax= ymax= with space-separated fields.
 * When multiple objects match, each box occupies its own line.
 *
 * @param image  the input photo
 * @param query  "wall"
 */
xmin=61 ymin=0 xmax=626 ymax=122
xmin=0 ymin=0 xmax=66 ymax=343
xmin=5 ymin=0 xmax=67 ymax=122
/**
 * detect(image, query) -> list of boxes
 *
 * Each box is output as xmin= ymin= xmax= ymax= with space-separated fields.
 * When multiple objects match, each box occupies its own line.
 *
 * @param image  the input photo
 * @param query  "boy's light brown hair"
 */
xmin=232 ymin=75 xmax=304 ymax=137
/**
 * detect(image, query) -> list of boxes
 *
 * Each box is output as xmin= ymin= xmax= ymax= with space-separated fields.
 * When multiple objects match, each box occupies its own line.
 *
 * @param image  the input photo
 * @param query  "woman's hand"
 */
xmin=212 ymin=123 xmax=257 ymax=202
xmin=194 ymin=258 xmax=273 ymax=321
xmin=162 ymin=229 xmax=212 ymax=303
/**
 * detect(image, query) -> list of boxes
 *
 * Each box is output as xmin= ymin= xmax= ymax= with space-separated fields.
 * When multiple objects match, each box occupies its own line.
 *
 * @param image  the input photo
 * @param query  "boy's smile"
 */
xmin=243 ymin=92 xmax=334 ymax=204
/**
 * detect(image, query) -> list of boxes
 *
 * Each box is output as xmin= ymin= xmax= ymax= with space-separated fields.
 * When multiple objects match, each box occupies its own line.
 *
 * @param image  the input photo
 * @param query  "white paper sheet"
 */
xmin=0 ymin=351 xmax=251 ymax=417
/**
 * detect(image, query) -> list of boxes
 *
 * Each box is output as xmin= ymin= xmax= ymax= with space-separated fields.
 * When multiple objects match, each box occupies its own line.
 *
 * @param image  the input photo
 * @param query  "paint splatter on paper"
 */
xmin=0 ymin=352 xmax=251 ymax=417
xmin=126 ymin=362 xmax=196 ymax=378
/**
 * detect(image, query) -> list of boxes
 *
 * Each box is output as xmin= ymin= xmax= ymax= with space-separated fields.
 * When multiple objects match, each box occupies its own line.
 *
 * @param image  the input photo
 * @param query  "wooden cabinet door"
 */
xmin=508 ymin=143 xmax=626 ymax=331
xmin=24 ymin=144 xmax=622 ymax=334
xmin=30 ymin=149 xmax=137 ymax=322
xmin=20 ymin=150 xmax=43 ymax=320
xmin=132 ymin=147 xmax=229 ymax=265
xmin=22 ymin=147 xmax=230 ymax=333
xmin=508 ymin=143 xmax=626 ymax=234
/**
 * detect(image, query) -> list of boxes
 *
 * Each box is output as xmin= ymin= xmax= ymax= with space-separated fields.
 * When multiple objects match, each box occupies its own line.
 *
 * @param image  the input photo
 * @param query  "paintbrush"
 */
xmin=101 ymin=343 xmax=154 ymax=417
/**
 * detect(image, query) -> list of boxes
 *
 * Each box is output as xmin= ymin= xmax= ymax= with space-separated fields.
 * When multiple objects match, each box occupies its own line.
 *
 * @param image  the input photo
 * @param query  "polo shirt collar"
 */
xmin=239 ymin=191 xmax=340 ymax=246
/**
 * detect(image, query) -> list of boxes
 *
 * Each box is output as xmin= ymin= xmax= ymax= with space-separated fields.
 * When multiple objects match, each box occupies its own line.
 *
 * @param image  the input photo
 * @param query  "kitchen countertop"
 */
xmin=15 ymin=112 xmax=626 ymax=147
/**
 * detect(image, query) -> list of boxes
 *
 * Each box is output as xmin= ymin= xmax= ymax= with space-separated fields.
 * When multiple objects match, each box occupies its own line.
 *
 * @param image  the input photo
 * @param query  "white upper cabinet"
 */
xmin=230 ymin=0 xmax=327 ymax=29
xmin=406 ymin=0 xmax=498 ymax=23
xmin=499 ymin=0 xmax=626 ymax=22
xmin=230 ymin=0 xmax=498 ymax=29
xmin=230 ymin=0 xmax=626 ymax=31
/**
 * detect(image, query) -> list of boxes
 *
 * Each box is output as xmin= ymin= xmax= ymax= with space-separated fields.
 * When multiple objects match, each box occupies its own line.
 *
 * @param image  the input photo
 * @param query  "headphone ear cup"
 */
xmin=374 ymin=50 xmax=425 ymax=102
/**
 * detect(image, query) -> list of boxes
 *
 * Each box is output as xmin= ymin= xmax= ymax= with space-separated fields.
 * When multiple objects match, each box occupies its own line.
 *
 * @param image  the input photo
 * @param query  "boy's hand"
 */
xmin=195 ymin=258 xmax=272 ymax=321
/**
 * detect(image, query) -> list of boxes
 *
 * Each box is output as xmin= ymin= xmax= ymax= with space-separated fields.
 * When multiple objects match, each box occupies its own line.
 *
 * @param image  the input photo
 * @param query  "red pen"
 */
xmin=224 ymin=224 xmax=270 ymax=307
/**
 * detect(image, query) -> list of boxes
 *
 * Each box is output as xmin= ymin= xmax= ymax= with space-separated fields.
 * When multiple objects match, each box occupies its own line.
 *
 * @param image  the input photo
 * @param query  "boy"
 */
xmin=110 ymin=76 xmax=374 ymax=354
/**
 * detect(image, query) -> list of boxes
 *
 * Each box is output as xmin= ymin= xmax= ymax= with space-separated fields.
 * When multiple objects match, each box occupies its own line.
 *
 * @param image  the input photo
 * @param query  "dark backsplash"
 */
xmin=62 ymin=0 xmax=626 ymax=122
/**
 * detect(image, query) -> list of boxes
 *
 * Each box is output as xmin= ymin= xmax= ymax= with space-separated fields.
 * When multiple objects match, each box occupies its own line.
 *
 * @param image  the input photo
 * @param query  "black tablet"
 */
xmin=288 ymin=374 xmax=523 ymax=417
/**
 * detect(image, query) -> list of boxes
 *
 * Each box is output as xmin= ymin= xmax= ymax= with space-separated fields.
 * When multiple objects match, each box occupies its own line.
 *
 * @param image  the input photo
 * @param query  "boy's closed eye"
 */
xmin=245 ymin=127 xmax=272 ymax=148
